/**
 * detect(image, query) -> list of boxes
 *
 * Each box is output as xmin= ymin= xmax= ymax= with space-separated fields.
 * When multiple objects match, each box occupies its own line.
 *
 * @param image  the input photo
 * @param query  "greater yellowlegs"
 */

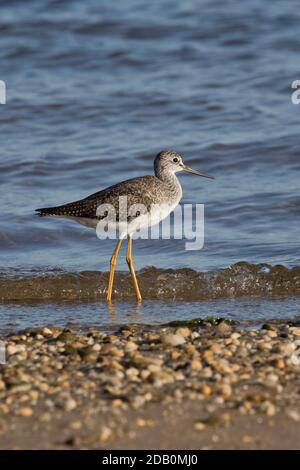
xmin=36 ymin=150 xmax=213 ymax=302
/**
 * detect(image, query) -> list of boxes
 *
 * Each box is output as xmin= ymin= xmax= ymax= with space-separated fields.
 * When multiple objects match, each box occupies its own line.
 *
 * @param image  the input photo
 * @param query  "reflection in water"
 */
xmin=106 ymin=301 xmax=142 ymax=326
xmin=1 ymin=297 xmax=300 ymax=332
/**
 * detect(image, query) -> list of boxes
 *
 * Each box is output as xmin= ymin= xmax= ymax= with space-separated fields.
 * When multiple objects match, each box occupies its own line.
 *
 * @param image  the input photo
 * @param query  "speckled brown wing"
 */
xmin=35 ymin=175 xmax=166 ymax=221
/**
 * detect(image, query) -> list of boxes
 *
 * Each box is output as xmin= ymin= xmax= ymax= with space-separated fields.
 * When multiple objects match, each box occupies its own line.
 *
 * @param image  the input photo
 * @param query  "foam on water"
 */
xmin=1 ymin=262 xmax=299 ymax=302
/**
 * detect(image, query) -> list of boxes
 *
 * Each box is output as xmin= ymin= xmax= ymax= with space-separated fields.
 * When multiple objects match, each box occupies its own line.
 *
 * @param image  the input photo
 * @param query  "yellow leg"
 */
xmin=126 ymin=236 xmax=142 ymax=302
xmin=107 ymin=239 xmax=123 ymax=303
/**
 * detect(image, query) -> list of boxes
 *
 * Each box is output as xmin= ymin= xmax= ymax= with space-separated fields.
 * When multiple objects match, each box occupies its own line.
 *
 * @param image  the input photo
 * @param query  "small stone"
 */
xmin=161 ymin=334 xmax=185 ymax=347
xmin=70 ymin=421 xmax=82 ymax=430
xmin=126 ymin=367 xmax=139 ymax=380
xmin=220 ymin=412 xmax=231 ymax=423
xmin=193 ymin=421 xmax=206 ymax=431
xmin=286 ymin=409 xmax=300 ymax=422
xmin=121 ymin=329 xmax=131 ymax=338
xmin=290 ymin=353 xmax=300 ymax=365
xmin=64 ymin=398 xmax=77 ymax=412
xmin=99 ymin=427 xmax=113 ymax=442
xmin=136 ymin=418 xmax=155 ymax=428
xmin=185 ymin=344 xmax=197 ymax=355
xmin=130 ymin=395 xmax=145 ymax=409
xmin=140 ymin=370 xmax=151 ymax=380
xmin=39 ymin=413 xmax=51 ymax=422
xmin=191 ymin=332 xmax=200 ymax=339
xmin=265 ymin=330 xmax=277 ymax=338
xmin=265 ymin=373 xmax=279 ymax=385
xmin=200 ymin=385 xmax=212 ymax=396
xmin=171 ymin=350 xmax=181 ymax=360
xmin=239 ymin=400 xmax=253 ymax=414
xmin=42 ymin=327 xmax=54 ymax=337
xmin=202 ymin=367 xmax=213 ymax=378
xmin=112 ymin=399 xmax=123 ymax=408
xmin=29 ymin=390 xmax=39 ymax=401
xmin=18 ymin=407 xmax=33 ymax=417
xmin=109 ymin=347 xmax=124 ymax=358
xmin=144 ymin=392 xmax=152 ymax=402
xmin=124 ymin=341 xmax=138 ymax=353
xmin=258 ymin=341 xmax=272 ymax=351
xmin=231 ymin=332 xmax=241 ymax=340
xmin=175 ymin=327 xmax=191 ymax=338
xmin=219 ymin=384 xmax=232 ymax=398
xmin=7 ymin=344 xmax=26 ymax=356
xmin=262 ymin=401 xmax=276 ymax=416
xmin=272 ymin=358 xmax=285 ymax=369
xmin=289 ymin=327 xmax=300 ymax=337
xmin=210 ymin=343 xmax=222 ymax=354
xmin=276 ymin=342 xmax=296 ymax=356
xmin=216 ymin=322 xmax=232 ymax=336
xmin=190 ymin=359 xmax=202 ymax=371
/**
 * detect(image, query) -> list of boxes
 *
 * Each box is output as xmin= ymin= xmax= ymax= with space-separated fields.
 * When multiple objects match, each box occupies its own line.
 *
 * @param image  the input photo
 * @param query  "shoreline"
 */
xmin=1 ymin=262 xmax=300 ymax=302
xmin=1 ymin=319 xmax=300 ymax=449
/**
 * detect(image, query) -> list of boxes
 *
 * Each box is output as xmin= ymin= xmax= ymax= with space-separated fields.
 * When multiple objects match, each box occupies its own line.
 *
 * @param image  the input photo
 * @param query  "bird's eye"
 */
xmin=173 ymin=157 xmax=179 ymax=163
xmin=136 ymin=211 xmax=140 ymax=217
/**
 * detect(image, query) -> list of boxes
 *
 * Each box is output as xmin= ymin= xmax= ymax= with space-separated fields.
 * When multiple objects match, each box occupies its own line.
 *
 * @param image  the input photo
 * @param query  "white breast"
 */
xmin=123 ymin=196 xmax=181 ymax=238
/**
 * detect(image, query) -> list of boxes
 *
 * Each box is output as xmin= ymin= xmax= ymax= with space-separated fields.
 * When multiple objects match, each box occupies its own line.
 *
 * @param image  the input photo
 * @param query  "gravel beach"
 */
xmin=1 ymin=319 xmax=300 ymax=449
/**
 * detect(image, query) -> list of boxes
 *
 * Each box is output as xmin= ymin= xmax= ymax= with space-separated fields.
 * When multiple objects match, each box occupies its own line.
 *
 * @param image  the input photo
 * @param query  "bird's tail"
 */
xmin=35 ymin=206 xmax=64 ymax=217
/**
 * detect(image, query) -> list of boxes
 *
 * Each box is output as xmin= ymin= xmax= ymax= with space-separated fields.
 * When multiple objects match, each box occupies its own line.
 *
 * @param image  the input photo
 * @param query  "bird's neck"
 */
xmin=155 ymin=168 xmax=182 ymax=195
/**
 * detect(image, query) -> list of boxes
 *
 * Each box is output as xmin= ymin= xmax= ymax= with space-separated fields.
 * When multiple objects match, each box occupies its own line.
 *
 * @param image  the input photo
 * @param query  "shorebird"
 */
xmin=36 ymin=150 xmax=213 ymax=302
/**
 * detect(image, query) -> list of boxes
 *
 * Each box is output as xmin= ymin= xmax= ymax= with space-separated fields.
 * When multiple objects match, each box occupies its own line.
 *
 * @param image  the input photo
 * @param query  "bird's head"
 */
xmin=154 ymin=150 xmax=214 ymax=179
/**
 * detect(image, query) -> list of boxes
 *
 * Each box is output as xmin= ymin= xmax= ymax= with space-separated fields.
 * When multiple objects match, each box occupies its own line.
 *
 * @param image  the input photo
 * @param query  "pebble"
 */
xmin=42 ymin=327 xmax=54 ymax=337
xmin=272 ymin=358 xmax=285 ymax=369
xmin=265 ymin=373 xmax=279 ymax=385
xmin=18 ymin=407 xmax=33 ymax=417
xmin=7 ymin=344 xmax=26 ymax=356
xmin=64 ymin=398 xmax=77 ymax=412
xmin=39 ymin=413 xmax=51 ymax=422
xmin=193 ymin=421 xmax=206 ymax=431
xmin=276 ymin=342 xmax=296 ymax=356
xmin=175 ymin=327 xmax=191 ymax=338
xmin=286 ymin=409 xmax=300 ymax=422
xmin=136 ymin=418 xmax=155 ymax=428
xmin=289 ymin=327 xmax=300 ymax=337
xmin=98 ymin=427 xmax=113 ymax=442
xmin=200 ymin=385 xmax=212 ymax=396
xmin=70 ymin=421 xmax=82 ymax=430
xmin=161 ymin=334 xmax=185 ymax=347
xmin=219 ymin=384 xmax=232 ymax=398
xmin=1 ymin=321 xmax=300 ymax=449
xmin=190 ymin=359 xmax=202 ymax=371
xmin=262 ymin=401 xmax=276 ymax=417
xmin=216 ymin=322 xmax=232 ymax=336
xmin=124 ymin=341 xmax=138 ymax=353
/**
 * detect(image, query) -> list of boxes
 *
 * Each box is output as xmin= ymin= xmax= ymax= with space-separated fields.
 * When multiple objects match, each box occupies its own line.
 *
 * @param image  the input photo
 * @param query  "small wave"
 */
xmin=0 ymin=262 xmax=299 ymax=303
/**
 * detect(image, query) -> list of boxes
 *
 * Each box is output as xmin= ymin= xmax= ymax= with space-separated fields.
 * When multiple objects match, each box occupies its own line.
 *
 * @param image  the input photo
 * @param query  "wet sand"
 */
xmin=1 ymin=319 xmax=300 ymax=449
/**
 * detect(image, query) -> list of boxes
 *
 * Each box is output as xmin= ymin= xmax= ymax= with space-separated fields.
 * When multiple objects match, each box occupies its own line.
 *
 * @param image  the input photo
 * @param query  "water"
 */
xmin=0 ymin=0 xmax=300 ymax=329
xmin=2 ymin=297 xmax=300 ymax=333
